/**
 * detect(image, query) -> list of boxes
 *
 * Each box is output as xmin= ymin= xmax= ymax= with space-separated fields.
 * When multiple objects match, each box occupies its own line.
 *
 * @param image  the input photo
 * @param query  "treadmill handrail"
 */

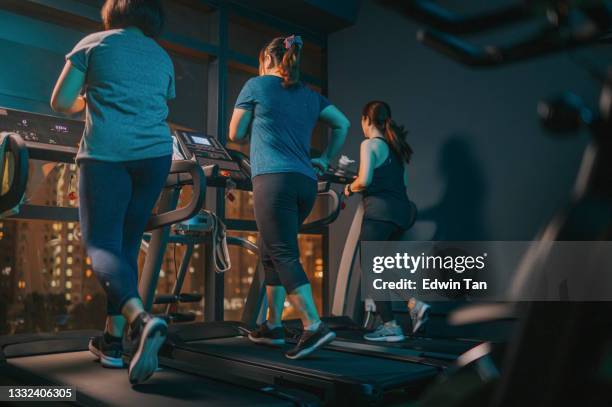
xmin=300 ymin=188 xmax=342 ymax=232
xmin=145 ymin=160 xmax=207 ymax=231
xmin=0 ymin=132 xmax=29 ymax=215
xmin=227 ymin=235 xmax=259 ymax=254
xmin=226 ymin=148 xmax=251 ymax=177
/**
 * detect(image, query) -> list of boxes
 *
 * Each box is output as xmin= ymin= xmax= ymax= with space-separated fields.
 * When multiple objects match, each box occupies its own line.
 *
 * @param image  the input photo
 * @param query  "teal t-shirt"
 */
xmin=235 ymin=75 xmax=330 ymax=180
xmin=66 ymin=28 xmax=175 ymax=162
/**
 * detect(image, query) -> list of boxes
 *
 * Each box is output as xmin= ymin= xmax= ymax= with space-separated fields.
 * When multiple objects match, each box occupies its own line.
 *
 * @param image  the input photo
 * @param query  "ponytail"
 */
xmin=279 ymin=42 xmax=300 ymax=87
xmin=362 ymin=101 xmax=413 ymax=164
xmin=384 ymin=117 xmax=413 ymax=163
xmin=259 ymin=35 xmax=303 ymax=88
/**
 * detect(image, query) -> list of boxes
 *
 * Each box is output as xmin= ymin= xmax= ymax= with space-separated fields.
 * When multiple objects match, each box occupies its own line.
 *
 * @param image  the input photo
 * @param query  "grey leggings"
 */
xmin=252 ymin=172 xmax=317 ymax=293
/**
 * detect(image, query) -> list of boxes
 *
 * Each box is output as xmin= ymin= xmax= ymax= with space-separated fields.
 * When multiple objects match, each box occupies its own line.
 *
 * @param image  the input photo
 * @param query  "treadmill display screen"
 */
xmin=190 ymin=135 xmax=212 ymax=146
xmin=0 ymin=107 xmax=83 ymax=148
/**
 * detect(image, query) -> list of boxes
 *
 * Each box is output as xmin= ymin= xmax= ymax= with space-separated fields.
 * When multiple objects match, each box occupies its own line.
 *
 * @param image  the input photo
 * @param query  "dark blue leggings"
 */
xmin=78 ymin=155 xmax=171 ymax=315
xmin=253 ymin=172 xmax=317 ymax=293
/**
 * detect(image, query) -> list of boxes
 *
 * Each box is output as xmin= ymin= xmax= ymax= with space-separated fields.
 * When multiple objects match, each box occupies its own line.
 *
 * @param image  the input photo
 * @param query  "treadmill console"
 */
xmin=320 ymin=167 xmax=357 ymax=185
xmin=173 ymin=130 xmax=250 ymax=189
xmin=0 ymin=107 xmax=83 ymax=162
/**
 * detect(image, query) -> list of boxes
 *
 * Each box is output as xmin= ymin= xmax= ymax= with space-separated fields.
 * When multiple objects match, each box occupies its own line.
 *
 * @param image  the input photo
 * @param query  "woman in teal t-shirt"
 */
xmin=229 ymin=35 xmax=350 ymax=359
xmin=51 ymin=0 xmax=173 ymax=384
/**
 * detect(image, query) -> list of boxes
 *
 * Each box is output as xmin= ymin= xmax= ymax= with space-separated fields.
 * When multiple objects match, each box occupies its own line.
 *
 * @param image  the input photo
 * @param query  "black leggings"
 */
xmin=360 ymin=218 xmax=406 ymax=323
xmin=253 ymin=172 xmax=317 ymax=293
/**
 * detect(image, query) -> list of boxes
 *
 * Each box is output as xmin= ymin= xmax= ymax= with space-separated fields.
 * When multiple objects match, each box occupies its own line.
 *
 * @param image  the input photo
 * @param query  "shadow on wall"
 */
xmin=418 ymin=134 xmax=489 ymax=241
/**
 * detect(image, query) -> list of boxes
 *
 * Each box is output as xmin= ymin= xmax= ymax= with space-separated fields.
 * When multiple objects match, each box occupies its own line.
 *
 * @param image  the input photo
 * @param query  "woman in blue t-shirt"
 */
xmin=229 ymin=35 xmax=350 ymax=359
xmin=51 ymin=0 xmax=172 ymax=384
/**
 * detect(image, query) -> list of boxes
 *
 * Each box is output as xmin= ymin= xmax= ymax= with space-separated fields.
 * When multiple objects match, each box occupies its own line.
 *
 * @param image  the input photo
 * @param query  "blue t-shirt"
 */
xmin=235 ymin=75 xmax=331 ymax=180
xmin=66 ymin=28 xmax=175 ymax=162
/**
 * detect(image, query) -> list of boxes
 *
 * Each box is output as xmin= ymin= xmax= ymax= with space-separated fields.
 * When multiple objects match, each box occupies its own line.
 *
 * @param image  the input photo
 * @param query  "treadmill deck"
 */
xmin=181 ymin=336 xmax=438 ymax=388
xmin=6 ymin=351 xmax=290 ymax=406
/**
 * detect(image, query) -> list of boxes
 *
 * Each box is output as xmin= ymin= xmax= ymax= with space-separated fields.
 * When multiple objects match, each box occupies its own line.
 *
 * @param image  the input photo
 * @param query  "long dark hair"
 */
xmin=362 ymin=101 xmax=413 ymax=164
xmin=258 ymin=36 xmax=302 ymax=88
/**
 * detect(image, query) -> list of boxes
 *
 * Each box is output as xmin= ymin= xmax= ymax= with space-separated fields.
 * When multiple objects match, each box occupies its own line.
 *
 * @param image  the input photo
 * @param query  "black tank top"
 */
xmin=362 ymin=138 xmax=412 ymax=228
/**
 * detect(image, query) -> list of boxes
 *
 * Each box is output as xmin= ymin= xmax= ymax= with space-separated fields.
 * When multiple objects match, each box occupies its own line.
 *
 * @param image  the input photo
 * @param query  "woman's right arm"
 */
xmin=50 ymin=61 xmax=86 ymax=114
xmin=318 ymin=105 xmax=350 ymax=164
xmin=228 ymin=108 xmax=253 ymax=143
xmin=348 ymin=139 xmax=376 ymax=193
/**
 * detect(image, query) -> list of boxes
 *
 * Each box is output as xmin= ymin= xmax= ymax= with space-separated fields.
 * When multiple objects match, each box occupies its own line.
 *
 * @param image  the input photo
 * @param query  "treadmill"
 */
xmin=0 ymin=108 xmax=306 ymax=406
xmin=137 ymin=131 xmax=442 ymax=406
xmin=320 ymin=191 xmax=514 ymax=364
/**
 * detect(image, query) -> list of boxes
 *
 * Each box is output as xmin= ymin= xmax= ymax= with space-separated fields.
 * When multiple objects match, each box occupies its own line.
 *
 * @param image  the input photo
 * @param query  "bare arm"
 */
xmin=349 ymin=139 xmax=377 ymax=192
xmin=318 ymin=105 xmax=349 ymax=162
xmin=228 ymin=108 xmax=253 ymax=143
xmin=50 ymin=61 xmax=86 ymax=114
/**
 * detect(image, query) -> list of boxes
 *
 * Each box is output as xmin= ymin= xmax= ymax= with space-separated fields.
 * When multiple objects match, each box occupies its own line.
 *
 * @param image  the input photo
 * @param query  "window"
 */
xmin=167 ymin=51 xmax=209 ymax=131
xmin=0 ymin=3 xmax=329 ymax=334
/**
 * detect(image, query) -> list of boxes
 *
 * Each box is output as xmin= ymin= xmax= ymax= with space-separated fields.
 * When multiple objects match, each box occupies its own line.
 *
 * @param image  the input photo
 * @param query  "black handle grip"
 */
xmin=0 ymin=132 xmax=29 ymax=215
xmin=227 ymin=148 xmax=252 ymax=178
xmin=145 ymin=160 xmax=207 ymax=231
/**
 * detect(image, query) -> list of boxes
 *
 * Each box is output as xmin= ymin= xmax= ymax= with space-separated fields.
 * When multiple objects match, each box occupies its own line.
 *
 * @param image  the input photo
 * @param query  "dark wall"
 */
xmin=326 ymin=0 xmax=611 ymax=296
xmin=0 ymin=9 xmax=84 ymax=114
xmin=0 ymin=5 xmax=210 ymax=131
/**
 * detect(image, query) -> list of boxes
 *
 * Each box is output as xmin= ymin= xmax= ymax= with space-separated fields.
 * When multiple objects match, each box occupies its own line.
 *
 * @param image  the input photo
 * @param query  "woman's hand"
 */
xmin=344 ymin=184 xmax=353 ymax=197
xmin=311 ymin=156 xmax=330 ymax=176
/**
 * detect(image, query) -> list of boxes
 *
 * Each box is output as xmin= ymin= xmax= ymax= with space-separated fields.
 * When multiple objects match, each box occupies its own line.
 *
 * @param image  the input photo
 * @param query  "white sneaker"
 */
xmin=363 ymin=324 xmax=405 ymax=342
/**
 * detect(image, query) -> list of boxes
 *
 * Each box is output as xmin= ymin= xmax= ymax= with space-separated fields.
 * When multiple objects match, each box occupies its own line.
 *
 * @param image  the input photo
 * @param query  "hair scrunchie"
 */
xmin=284 ymin=35 xmax=303 ymax=50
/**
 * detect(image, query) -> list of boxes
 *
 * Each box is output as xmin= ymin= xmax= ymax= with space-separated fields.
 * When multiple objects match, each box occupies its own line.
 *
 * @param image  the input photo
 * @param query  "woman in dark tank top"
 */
xmin=344 ymin=101 xmax=430 ymax=342
xmin=362 ymin=137 xmax=412 ymax=228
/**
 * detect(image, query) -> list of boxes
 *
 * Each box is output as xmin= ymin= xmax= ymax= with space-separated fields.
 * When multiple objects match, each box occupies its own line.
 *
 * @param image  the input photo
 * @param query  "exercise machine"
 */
xmin=320 ymin=198 xmax=511 ymax=365
xmin=0 ymin=108 xmax=306 ymax=406
xmin=136 ymin=131 xmax=448 ymax=405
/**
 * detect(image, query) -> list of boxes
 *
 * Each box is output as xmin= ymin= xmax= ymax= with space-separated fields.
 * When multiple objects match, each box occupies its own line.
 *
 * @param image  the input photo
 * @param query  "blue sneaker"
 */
xmin=127 ymin=313 xmax=167 ymax=385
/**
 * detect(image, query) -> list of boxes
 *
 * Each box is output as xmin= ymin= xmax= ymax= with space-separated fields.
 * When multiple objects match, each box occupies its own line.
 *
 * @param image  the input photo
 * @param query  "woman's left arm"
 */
xmin=345 ymin=139 xmax=376 ymax=196
xmin=228 ymin=108 xmax=253 ymax=143
xmin=50 ymin=61 xmax=86 ymax=114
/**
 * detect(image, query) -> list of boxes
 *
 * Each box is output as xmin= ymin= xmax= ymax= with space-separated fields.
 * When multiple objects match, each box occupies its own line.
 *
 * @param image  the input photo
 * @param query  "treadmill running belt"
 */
xmin=334 ymin=330 xmax=479 ymax=356
xmin=7 ymin=352 xmax=290 ymax=406
xmin=184 ymin=337 xmax=437 ymax=388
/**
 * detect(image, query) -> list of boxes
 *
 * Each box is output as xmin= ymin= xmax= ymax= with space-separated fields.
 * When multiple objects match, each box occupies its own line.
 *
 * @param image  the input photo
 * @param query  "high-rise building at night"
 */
xmin=2 ymin=159 xmax=327 ymax=330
